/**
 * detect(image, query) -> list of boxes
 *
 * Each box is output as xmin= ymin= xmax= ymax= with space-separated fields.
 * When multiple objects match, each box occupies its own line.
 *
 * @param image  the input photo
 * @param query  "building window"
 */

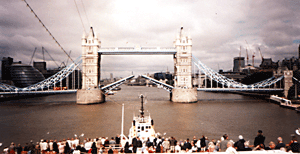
xmin=88 ymin=47 xmax=92 ymax=54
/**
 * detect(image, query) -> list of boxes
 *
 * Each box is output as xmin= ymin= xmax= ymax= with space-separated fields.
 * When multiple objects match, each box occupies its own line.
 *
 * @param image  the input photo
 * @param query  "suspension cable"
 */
xmin=81 ymin=0 xmax=90 ymax=26
xmin=74 ymin=0 xmax=87 ymax=34
xmin=23 ymin=0 xmax=75 ymax=64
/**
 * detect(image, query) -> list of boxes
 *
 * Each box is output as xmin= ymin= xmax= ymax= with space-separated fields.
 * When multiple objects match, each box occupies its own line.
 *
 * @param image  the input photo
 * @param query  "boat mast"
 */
xmin=121 ymin=103 xmax=124 ymax=136
xmin=140 ymin=94 xmax=144 ymax=117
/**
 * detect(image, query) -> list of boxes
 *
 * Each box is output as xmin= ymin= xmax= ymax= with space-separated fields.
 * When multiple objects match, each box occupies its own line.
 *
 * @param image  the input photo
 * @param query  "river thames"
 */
xmin=0 ymin=85 xmax=300 ymax=149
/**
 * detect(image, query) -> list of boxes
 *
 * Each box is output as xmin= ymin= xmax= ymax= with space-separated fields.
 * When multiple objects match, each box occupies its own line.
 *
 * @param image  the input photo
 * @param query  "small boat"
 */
xmin=107 ymin=91 xmax=115 ymax=95
xmin=128 ymin=94 xmax=156 ymax=142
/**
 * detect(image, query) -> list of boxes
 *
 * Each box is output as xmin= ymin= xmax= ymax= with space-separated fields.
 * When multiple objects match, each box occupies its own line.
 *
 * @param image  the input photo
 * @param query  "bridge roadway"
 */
xmin=197 ymin=88 xmax=283 ymax=92
xmin=0 ymin=89 xmax=77 ymax=95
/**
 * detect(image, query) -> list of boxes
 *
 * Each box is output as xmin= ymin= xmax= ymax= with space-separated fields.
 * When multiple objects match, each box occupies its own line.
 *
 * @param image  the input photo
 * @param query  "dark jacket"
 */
xmin=184 ymin=141 xmax=192 ymax=150
xmin=200 ymin=137 xmax=206 ymax=147
xmin=290 ymin=142 xmax=300 ymax=152
xmin=254 ymin=135 xmax=265 ymax=147
xmin=234 ymin=139 xmax=245 ymax=151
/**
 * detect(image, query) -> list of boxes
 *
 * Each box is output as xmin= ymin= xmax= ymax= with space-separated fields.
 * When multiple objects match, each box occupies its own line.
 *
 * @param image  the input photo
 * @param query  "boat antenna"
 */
xmin=140 ymin=94 xmax=144 ymax=118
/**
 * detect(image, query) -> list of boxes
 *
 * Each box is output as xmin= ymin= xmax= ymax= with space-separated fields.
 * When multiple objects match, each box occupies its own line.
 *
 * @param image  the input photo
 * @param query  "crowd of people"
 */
xmin=2 ymin=130 xmax=300 ymax=154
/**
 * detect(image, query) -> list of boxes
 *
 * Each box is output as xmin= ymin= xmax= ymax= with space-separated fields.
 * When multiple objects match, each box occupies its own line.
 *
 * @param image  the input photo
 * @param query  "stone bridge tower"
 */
xmin=77 ymin=27 xmax=105 ymax=104
xmin=171 ymin=27 xmax=197 ymax=103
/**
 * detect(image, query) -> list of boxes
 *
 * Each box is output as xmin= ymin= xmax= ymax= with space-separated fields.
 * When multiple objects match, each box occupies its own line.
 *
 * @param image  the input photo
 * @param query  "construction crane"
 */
xmin=245 ymin=48 xmax=249 ymax=65
xmin=245 ymin=40 xmax=255 ymax=66
xmin=239 ymin=46 xmax=241 ymax=71
xmin=29 ymin=47 xmax=37 ymax=65
xmin=258 ymin=47 xmax=263 ymax=61
xmin=42 ymin=47 xmax=60 ymax=68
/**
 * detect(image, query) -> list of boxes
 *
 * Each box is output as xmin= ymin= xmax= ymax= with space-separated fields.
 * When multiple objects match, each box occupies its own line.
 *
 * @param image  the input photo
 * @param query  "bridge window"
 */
xmin=88 ymin=47 xmax=92 ymax=54
xmin=88 ymin=69 xmax=93 ymax=73
xmin=181 ymin=68 xmax=188 ymax=72
xmin=86 ymin=78 xmax=95 ymax=87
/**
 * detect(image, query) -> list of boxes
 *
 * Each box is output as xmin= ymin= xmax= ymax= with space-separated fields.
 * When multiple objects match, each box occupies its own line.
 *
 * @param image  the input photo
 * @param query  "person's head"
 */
xmin=208 ymin=145 xmax=215 ymax=152
xmin=277 ymin=137 xmax=283 ymax=143
xmin=239 ymin=135 xmax=243 ymax=140
xmin=227 ymin=141 xmax=233 ymax=148
xmin=258 ymin=130 xmax=263 ymax=135
xmin=223 ymin=134 xmax=228 ymax=140
xmin=269 ymin=141 xmax=275 ymax=149
xmin=291 ymin=135 xmax=297 ymax=141
xmin=244 ymin=141 xmax=249 ymax=147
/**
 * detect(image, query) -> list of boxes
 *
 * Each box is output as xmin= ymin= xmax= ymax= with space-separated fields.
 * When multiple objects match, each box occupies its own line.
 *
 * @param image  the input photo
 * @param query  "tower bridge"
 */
xmin=76 ymin=26 xmax=286 ymax=104
xmin=0 ymin=27 xmax=290 ymax=104
xmin=78 ymin=26 xmax=197 ymax=104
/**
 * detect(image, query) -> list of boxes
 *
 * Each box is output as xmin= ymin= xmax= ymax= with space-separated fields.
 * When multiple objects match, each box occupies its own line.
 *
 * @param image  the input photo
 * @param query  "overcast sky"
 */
xmin=1 ymin=0 xmax=300 ymax=78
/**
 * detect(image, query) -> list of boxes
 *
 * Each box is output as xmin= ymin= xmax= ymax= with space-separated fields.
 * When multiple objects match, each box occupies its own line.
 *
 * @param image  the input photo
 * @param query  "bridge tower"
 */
xmin=283 ymin=70 xmax=293 ymax=98
xmin=77 ymin=27 xmax=105 ymax=104
xmin=171 ymin=27 xmax=197 ymax=103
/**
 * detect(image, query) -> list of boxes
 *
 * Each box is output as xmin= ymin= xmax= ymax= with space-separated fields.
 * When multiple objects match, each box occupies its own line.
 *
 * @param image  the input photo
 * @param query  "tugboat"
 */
xmin=128 ymin=94 xmax=156 ymax=142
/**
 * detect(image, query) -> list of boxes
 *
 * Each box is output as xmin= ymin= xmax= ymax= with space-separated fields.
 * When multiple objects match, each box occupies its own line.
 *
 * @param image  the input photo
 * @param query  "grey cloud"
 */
xmin=1 ymin=0 xmax=300 ymax=78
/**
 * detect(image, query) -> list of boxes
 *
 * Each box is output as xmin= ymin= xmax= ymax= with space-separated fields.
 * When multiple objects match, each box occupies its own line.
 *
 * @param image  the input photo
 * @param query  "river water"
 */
xmin=0 ymin=85 xmax=300 ymax=149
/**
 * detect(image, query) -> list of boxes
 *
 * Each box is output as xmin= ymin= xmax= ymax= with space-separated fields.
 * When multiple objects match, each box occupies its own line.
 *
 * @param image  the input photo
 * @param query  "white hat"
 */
xmin=239 ymin=135 xmax=243 ymax=140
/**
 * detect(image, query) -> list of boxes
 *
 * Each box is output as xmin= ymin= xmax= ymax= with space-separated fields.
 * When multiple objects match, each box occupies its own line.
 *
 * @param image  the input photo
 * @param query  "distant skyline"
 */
xmin=1 ymin=0 xmax=300 ymax=78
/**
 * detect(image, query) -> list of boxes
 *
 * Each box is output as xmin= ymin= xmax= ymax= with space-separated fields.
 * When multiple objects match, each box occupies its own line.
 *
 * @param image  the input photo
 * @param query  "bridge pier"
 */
xmin=171 ymin=88 xmax=197 ymax=103
xmin=77 ymin=89 xmax=105 ymax=104
xmin=284 ymin=70 xmax=293 ymax=98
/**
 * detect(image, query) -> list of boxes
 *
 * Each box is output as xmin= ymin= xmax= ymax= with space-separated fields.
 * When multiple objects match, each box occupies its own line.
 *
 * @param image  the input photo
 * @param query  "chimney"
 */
xmin=298 ymin=44 xmax=300 ymax=59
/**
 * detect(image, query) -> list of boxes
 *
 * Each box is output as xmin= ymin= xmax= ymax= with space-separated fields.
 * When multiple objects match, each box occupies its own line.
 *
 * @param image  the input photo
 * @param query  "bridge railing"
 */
xmin=101 ymin=75 xmax=135 ymax=94
xmin=19 ymin=56 xmax=82 ymax=92
xmin=192 ymin=54 xmax=284 ymax=89
xmin=141 ymin=75 xmax=174 ymax=93
xmin=99 ymin=47 xmax=176 ymax=51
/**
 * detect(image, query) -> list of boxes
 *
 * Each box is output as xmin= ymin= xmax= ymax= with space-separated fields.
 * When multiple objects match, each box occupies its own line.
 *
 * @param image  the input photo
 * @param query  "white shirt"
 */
xmin=41 ymin=142 xmax=48 ymax=151
xmin=49 ymin=142 xmax=53 ymax=151
xmin=191 ymin=146 xmax=198 ymax=152
xmin=226 ymin=146 xmax=238 ymax=154
xmin=74 ymin=139 xmax=79 ymax=147
xmin=196 ymin=140 xmax=201 ymax=148
xmin=175 ymin=145 xmax=181 ymax=153
xmin=84 ymin=141 xmax=92 ymax=151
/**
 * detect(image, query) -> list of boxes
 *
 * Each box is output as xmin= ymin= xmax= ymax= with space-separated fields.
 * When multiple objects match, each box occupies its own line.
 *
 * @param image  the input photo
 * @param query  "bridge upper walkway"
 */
xmin=98 ymin=46 xmax=176 ymax=55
